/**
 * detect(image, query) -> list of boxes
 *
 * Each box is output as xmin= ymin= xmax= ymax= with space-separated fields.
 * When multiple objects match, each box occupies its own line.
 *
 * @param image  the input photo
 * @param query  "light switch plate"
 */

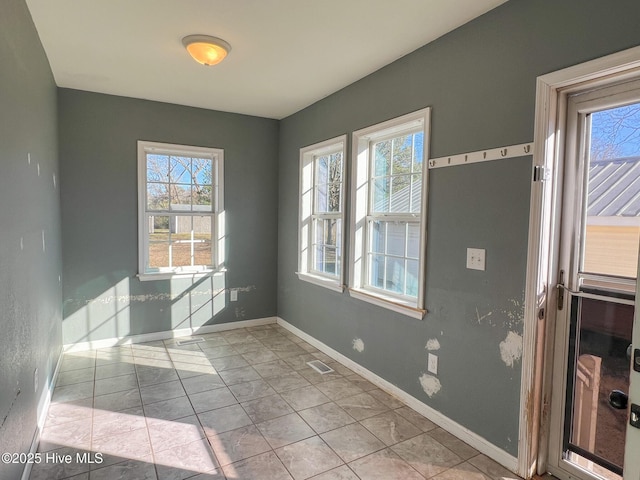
xmin=466 ymin=248 xmax=486 ymax=271
xmin=428 ymin=353 xmax=438 ymax=375
xmin=230 ymin=289 xmax=238 ymax=301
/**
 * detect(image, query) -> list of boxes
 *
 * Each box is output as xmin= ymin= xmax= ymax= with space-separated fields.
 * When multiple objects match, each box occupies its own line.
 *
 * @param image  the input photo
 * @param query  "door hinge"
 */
xmin=533 ymin=165 xmax=547 ymax=182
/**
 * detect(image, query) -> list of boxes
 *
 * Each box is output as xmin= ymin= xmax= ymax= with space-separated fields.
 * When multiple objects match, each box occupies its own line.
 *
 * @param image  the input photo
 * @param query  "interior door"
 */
xmin=548 ymin=79 xmax=640 ymax=480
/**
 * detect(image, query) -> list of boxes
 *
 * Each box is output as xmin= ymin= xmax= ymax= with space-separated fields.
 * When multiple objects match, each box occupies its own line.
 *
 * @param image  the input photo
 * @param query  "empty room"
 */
xmin=2 ymin=1 xmax=640 ymax=479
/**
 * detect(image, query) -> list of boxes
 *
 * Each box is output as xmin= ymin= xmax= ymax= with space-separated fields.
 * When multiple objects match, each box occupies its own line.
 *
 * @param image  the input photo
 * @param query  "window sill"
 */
xmin=296 ymin=272 xmax=345 ymax=293
xmin=348 ymin=288 xmax=426 ymax=319
xmin=137 ymin=269 xmax=222 ymax=282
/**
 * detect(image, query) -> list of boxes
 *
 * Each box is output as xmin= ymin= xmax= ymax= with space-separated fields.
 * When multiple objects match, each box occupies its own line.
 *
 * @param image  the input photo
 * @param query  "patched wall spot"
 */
xmin=425 ymin=338 xmax=440 ymax=351
xmin=419 ymin=373 xmax=441 ymax=397
xmin=499 ymin=331 xmax=523 ymax=367
xmin=352 ymin=338 xmax=364 ymax=353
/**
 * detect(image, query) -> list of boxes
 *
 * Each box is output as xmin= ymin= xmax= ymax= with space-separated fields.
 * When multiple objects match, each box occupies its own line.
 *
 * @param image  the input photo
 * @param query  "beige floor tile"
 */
xmin=360 ymin=410 xmax=422 ymax=446
xmin=298 ymin=402 xmax=355 ymax=434
xmin=275 ymin=436 xmax=343 ymax=480
xmin=433 ymin=461 xmax=492 ymax=480
xmin=143 ymin=395 xmax=195 ymax=421
xmin=315 ymin=378 xmax=364 ymax=401
xmin=256 ymin=412 xmax=315 ymax=449
xmin=221 ymin=451 xmax=293 ymax=480
xmin=139 ymin=380 xmax=185 ymax=405
xmin=321 ymin=423 xmax=385 ymax=463
xmin=189 ymin=387 xmax=238 ymax=413
xmin=147 ymin=415 xmax=204 ymax=454
xmin=229 ymin=379 xmax=276 ymax=402
xmin=349 ymin=448 xmax=424 ymax=480
xmin=391 ymin=433 xmax=462 ymax=478
xmin=241 ymin=394 xmax=294 ymax=423
xmin=335 ymin=392 xmax=389 ymax=421
xmin=180 ymin=373 xmax=226 ymax=395
xmin=280 ymin=385 xmax=331 ymax=411
xmin=209 ymin=424 xmax=271 ymax=466
xmin=199 ymin=404 xmax=253 ymax=435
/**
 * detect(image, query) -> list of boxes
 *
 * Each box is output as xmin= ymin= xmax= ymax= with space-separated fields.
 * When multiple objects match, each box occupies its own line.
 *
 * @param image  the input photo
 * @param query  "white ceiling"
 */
xmin=26 ymin=0 xmax=507 ymax=119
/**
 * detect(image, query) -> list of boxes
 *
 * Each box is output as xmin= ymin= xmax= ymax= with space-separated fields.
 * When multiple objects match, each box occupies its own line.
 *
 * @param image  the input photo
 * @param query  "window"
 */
xmin=137 ymin=141 xmax=223 ymax=279
xmin=298 ymin=135 xmax=347 ymax=291
xmin=349 ymin=109 xmax=430 ymax=318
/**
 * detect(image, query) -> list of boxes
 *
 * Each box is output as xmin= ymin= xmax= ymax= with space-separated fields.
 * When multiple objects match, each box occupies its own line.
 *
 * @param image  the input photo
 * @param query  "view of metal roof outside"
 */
xmin=585 ymin=103 xmax=640 ymax=279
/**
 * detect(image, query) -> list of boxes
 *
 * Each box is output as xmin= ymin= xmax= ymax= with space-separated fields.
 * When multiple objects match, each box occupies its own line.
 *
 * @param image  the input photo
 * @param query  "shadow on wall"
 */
xmin=62 ymin=272 xmax=228 ymax=346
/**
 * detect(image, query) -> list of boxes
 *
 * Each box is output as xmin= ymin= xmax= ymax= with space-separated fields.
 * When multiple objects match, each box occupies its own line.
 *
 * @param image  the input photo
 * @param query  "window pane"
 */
xmin=387 ymin=222 xmax=406 ymax=256
xmin=327 ymin=182 xmax=341 ymax=212
xmin=314 ymin=218 xmax=325 ymax=247
xmin=410 ymin=174 xmax=422 ymax=214
xmin=170 ymin=215 xmax=191 ymax=267
xmin=193 ymin=216 xmax=212 ymax=266
xmin=386 ymin=257 xmax=405 ymax=293
xmin=390 ymin=175 xmax=411 ymax=213
xmin=406 ymin=259 xmax=419 ymax=297
xmin=193 ymin=185 xmax=212 ymax=210
xmin=374 ymin=140 xmax=391 ymax=177
xmin=170 ymin=184 xmax=192 ymax=211
xmin=413 ymin=132 xmax=424 ymax=172
xmin=329 ymin=153 xmax=342 ymax=183
xmin=316 ymin=155 xmax=329 ymax=185
xmin=148 ymin=215 xmax=170 ymax=269
xmin=147 ymin=183 xmax=169 ymax=210
xmin=192 ymin=157 xmax=212 ymax=186
xmin=372 ymin=178 xmax=390 ymax=212
xmin=584 ymin=105 xmax=640 ymax=278
xmin=171 ymin=241 xmax=191 ymax=267
xmin=392 ymin=135 xmax=413 ymax=175
xmin=371 ymin=221 xmax=385 ymax=254
xmin=370 ymin=254 xmax=385 ymax=289
xmin=316 ymin=183 xmax=328 ymax=212
xmin=324 ymin=246 xmax=338 ymax=275
xmin=169 ymin=156 xmax=191 ymax=183
xmin=148 ymin=242 xmax=169 ymax=269
xmin=334 ymin=219 xmax=342 ymax=251
xmin=407 ymin=223 xmax=420 ymax=258
xmin=314 ymin=244 xmax=324 ymax=272
xmin=147 ymin=154 xmax=169 ymax=182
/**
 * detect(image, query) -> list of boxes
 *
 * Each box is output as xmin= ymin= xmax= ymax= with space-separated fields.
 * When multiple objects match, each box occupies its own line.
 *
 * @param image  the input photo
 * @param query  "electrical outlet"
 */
xmin=34 ymin=368 xmax=38 ymax=393
xmin=428 ymin=353 xmax=438 ymax=375
xmin=466 ymin=248 xmax=486 ymax=271
xmin=230 ymin=289 xmax=238 ymax=301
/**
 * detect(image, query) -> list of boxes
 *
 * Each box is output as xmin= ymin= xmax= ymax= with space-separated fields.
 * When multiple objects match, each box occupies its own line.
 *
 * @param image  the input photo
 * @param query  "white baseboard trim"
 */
xmin=63 ymin=317 xmax=278 ymax=352
xmin=22 ymin=348 xmax=64 ymax=480
xmin=276 ymin=317 xmax=519 ymax=474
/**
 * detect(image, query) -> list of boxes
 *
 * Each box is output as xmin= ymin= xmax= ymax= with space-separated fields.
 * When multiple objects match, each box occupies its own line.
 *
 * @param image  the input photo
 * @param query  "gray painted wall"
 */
xmin=277 ymin=0 xmax=640 ymax=455
xmin=58 ymin=90 xmax=279 ymax=345
xmin=0 ymin=1 xmax=62 ymax=478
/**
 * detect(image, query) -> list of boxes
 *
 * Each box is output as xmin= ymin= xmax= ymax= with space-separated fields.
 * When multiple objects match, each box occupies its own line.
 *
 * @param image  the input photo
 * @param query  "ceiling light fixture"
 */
xmin=182 ymin=35 xmax=231 ymax=66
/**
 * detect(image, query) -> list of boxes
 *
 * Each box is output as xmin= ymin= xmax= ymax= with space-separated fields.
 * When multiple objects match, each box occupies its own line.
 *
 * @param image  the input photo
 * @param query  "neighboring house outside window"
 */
xmin=349 ymin=109 xmax=430 ymax=318
xmin=297 ymin=135 xmax=347 ymax=292
xmin=137 ymin=141 xmax=223 ymax=280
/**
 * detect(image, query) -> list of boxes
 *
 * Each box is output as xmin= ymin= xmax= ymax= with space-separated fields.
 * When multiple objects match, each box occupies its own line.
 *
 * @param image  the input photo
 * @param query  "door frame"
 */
xmin=520 ymin=45 xmax=640 ymax=479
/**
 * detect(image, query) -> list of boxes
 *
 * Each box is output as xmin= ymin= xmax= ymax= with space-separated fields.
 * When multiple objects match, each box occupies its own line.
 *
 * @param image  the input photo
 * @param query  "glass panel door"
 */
xmin=559 ymin=85 xmax=640 ymax=480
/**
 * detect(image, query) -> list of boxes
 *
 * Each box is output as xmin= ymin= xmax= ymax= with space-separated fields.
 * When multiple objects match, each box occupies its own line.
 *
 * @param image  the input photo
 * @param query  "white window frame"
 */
xmin=137 ymin=140 xmax=224 ymax=281
xmin=297 ymin=135 xmax=347 ymax=292
xmin=349 ymin=109 xmax=430 ymax=319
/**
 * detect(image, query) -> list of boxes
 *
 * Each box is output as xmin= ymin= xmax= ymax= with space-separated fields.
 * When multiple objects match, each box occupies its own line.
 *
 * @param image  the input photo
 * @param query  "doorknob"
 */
xmin=609 ymin=390 xmax=628 ymax=410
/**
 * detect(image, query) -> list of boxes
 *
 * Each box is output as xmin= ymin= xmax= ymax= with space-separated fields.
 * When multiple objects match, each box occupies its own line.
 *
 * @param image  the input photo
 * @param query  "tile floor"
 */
xmin=29 ymin=323 xmax=524 ymax=480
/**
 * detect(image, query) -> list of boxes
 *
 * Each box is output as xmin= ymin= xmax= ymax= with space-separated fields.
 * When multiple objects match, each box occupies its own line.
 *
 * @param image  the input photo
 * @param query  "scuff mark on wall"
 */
xmin=352 ymin=338 xmax=364 ymax=352
xmin=235 ymin=306 xmax=246 ymax=320
xmin=419 ymin=373 xmax=441 ymax=397
xmin=233 ymin=285 xmax=256 ymax=293
xmin=475 ymin=307 xmax=493 ymax=325
xmin=0 ymin=388 xmax=21 ymax=429
xmin=425 ymin=338 xmax=440 ymax=351
xmin=499 ymin=331 xmax=523 ymax=367
xmin=64 ymin=288 xmax=226 ymax=309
